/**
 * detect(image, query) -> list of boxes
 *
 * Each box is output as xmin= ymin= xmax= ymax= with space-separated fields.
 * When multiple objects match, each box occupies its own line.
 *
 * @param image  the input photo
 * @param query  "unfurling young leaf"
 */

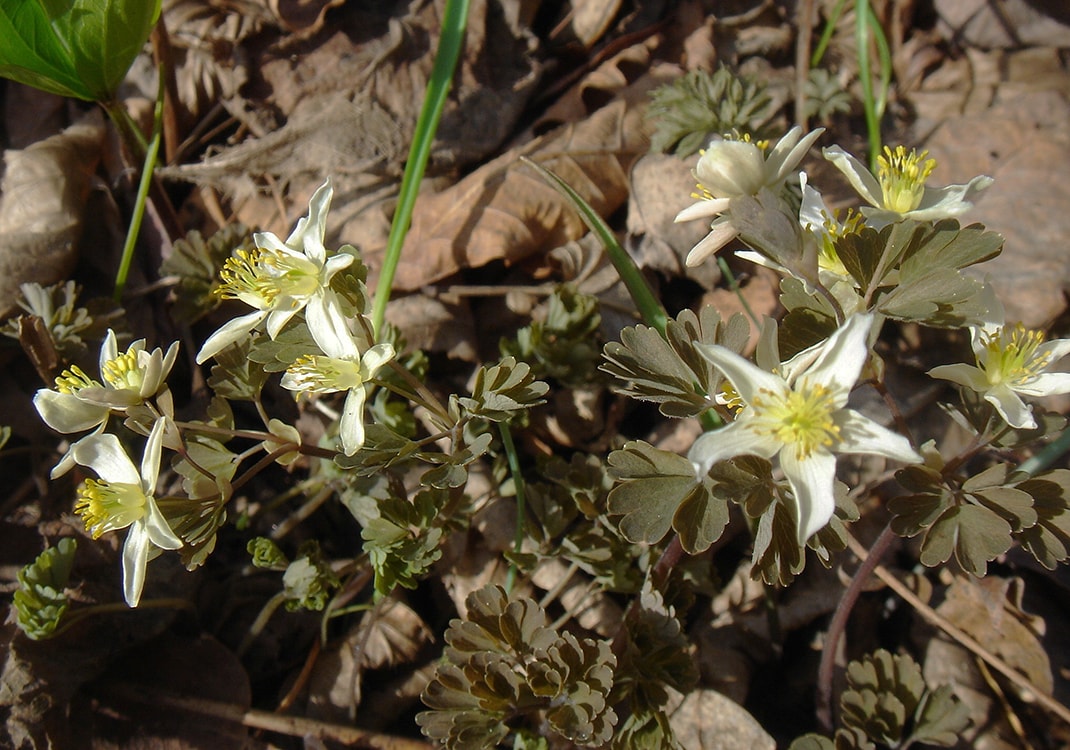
xmin=648 ymin=66 xmax=773 ymax=156
xmin=502 ymin=285 xmax=602 ymax=385
xmin=162 ymin=224 xmax=255 ymax=323
xmin=14 ymin=538 xmax=77 ymax=640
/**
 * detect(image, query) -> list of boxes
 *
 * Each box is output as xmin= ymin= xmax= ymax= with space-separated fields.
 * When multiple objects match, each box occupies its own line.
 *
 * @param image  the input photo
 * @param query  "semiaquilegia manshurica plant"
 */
xmin=20 ymin=121 xmax=1070 ymax=749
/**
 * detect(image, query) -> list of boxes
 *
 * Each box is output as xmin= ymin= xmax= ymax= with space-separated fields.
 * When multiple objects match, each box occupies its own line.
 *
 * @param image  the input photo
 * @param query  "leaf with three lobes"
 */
xmin=1014 ymin=469 xmax=1070 ymax=569
xmin=608 ymin=441 xmax=702 ymax=547
xmin=601 ymin=308 xmax=748 ymax=418
xmin=919 ymin=503 xmax=1012 ymax=575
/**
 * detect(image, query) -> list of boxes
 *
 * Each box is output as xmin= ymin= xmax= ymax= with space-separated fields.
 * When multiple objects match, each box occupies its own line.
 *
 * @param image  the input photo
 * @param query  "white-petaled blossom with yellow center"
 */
xmin=674 ymin=127 xmax=824 ymax=267
xmin=928 ymin=322 xmax=1070 ymax=431
xmin=280 ymin=313 xmax=395 ymax=456
xmin=196 ymin=179 xmax=355 ymax=364
xmin=823 ymin=144 xmax=992 ymax=228
xmin=33 ymin=330 xmax=179 ymax=476
xmin=688 ymin=314 xmax=921 ymax=543
xmin=70 ymin=419 xmax=182 ymax=607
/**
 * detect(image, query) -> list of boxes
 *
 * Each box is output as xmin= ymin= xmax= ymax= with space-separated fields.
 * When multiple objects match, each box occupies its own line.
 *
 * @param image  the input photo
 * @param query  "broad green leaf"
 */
xmin=751 ymin=491 xmax=805 ymax=585
xmin=0 ymin=0 xmax=161 ymax=101
xmin=907 ymin=684 xmax=971 ymax=747
xmin=899 ymin=219 xmax=1003 ymax=273
xmin=456 ymin=357 xmax=548 ymax=422
xmin=1015 ymin=470 xmax=1070 ymax=569
xmin=920 ymin=504 xmax=1012 ymax=575
xmin=788 ymin=735 xmax=836 ymax=750
xmin=876 ymin=266 xmax=987 ymax=327
xmin=673 ymin=481 xmax=730 ymax=554
xmin=888 ymin=492 xmax=949 ymax=538
xmin=607 ymin=441 xmax=699 ymax=545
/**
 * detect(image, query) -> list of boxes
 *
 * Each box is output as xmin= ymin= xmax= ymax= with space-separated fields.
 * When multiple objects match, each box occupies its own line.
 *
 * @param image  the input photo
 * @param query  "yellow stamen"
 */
xmin=215 ymin=248 xmax=279 ymax=305
xmin=983 ymin=325 xmax=1049 ymax=385
xmin=101 ymin=350 xmax=143 ymax=391
xmin=877 ymin=146 xmax=936 ymax=213
xmin=55 ymin=365 xmax=98 ymax=394
xmin=75 ymin=478 xmax=147 ymax=538
xmin=750 ymin=383 xmax=841 ymax=459
xmin=286 ymin=355 xmax=363 ymax=393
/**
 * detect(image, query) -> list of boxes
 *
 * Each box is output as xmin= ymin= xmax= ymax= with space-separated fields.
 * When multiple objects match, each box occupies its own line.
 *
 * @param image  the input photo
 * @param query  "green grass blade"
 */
xmin=371 ymin=0 xmax=471 ymax=337
xmin=519 ymin=156 xmax=669 ymax=334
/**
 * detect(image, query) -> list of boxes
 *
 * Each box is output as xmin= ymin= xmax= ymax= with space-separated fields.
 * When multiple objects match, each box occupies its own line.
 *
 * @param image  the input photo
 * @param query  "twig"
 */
xmin=98 ymin=684 xmax=435 ymax=749
xmin=842 ymin=531 xmax=1070 ymax=728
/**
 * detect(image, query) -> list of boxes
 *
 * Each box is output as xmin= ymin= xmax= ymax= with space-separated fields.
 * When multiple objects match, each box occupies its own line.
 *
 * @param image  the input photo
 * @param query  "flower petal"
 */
xmin=688 ymin=419 xmax=777 ymax=478
xmin=685 ymin=219 xmax=739 ymax=266
xmin=804 ymin=314 xmax=874 ymax=397
xmin=768 ymin=127 xmax=824 ymax=183
xmin=72 ymin=433 xmax=140 ymax=484
xmin=33 ymin=389 xmax=109 ymax=433
xmin=780 ymin=448 xmax=837 ymax=543
xmin=834 ymin=410 xmax=921 ymax=463
xmin=99 ymin=329 xmax=119 ymax=373
xmin=910 ymin=175 xmax=993 ymax=220
xmin=122 ymin=523 xmax=151 ymax=607
xmin=143 ymin=501 xmax=182 ymax=550
xmin=695 ymin=342 xmax=785 ymax=404
xmin=196 ymin=310 xmax=267 ymax=364
xmin=306 ymin=292 xmax=359 ymax=360
xmin=140 ymin=418 xmax=166 ymax=491
xmin=675 ymin=197 xmax=732 ymax=223
xmin=1013 ymin=371 xmax=1070 ymax=397
xmin=295 ymin=179 xmax=333 ymax=262
xmin=927 ymin=363 xmax=990 ymax=392
xmin=823 ymin=146 xmax=883 ymax=209
xmin=339 ymin=385 xmax=368 ymax=456
xmin=1036 ymin=338 xmax=1070 ymax=369
xmin=361 ymin=343 xmax=396 ymax=377
xmin=984 ymin=383 xmax=1036 ymax=429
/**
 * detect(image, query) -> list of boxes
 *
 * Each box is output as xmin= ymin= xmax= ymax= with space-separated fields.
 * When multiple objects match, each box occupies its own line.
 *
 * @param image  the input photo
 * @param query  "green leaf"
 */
xmin=207 ymin=335 xmax=269 ymax=401
xmin=920 ymin=503 xmax=1012 ymax=575
xmin=907 ymin=684 xmax=971 ymax=747
xmin=751 ymin=488 xmax=806 ymax=585
xmin=14 ymin=538 xmax=77 ymax=640
xmin=0 ymin=0 xmax=161 ymax=101
xmin=788 ymin=735 xmax=836 ymax=750
xmin=456 ymin=357 xmax=549 ymax=422
xmin=601 ymin=307 xmax=749 ymax=418
xmin=1015 ymin=469 xmax=1070 ymax=569
xmin=607 ymin=441 xmax=700 ymax=546
xmin=161 ymin=224 xmax=254 ymax=324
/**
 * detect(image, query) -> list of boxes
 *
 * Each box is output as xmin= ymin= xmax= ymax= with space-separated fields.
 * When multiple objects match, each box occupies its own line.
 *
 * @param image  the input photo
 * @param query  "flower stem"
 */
xmin=815 ymin=521 xmax=897 ymax=731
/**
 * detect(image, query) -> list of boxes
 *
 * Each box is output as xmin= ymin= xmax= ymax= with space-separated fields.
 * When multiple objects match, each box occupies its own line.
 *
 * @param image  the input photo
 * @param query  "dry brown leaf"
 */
xmin=305 ymin=598 xmax=431 ymax=723
xmin=667 ymin=688 xmax=776 ymax=750
xmin=384 ymin=293 xmax=477 ymax=361
xmin=921 ymin=575 xmax=1054 ymax=750
xmin=373 ymin=67 xmax=671 ymax=291
xmin=0 ymin=110 xmax=105 ymax=319
xmin=626 ymin=152 xmax=722 ymax=290
xmin=569 ymin=0 xmax=623 ymax=48
xmin=269 ymin=0 xmax=345 ymax=33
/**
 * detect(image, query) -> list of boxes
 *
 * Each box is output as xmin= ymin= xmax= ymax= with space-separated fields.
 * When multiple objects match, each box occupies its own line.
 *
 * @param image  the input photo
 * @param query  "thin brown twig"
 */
xmin=843 ymin=531 xmax=1070 ymax=728
xmin=99 ymin=684 xmax=435 ymax=749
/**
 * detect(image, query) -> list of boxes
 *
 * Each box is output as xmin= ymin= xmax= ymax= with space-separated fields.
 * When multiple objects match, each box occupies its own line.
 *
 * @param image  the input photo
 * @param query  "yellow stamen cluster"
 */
xmin=54 ymin=365 xmax=99 ymax=394
xmin=215 ymin=248 xmax=280 ymax=305
xmin=75 ymin=478 xmax=147 ymax=538
xmin=261 ymin=252 xmax=322 ymax=299
xmin=983 ymin=325 xmax=1049 ymax=385
xmin=101 ymin=350 xmax=143 ymax=391
xmin=286 ymin=355 xmax=362 ymax=393
xmin=724 ymin=131 xmax=770 ymax=150
xmin=750 ymin=383 xmax=841 ymax=459
xmin=877 ymin=145 xmax=936 ymax=213
xmin=817 ymin=209 xmax=865 ymax=276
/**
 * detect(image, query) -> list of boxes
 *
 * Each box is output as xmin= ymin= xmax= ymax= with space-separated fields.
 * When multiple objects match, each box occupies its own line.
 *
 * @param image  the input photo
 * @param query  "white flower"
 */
xmin=33 ymin=330 xmax=179 ymax=477
xmin=688 ymin=314 xmax=921 ymax=543
xmin=823 ymin=144 xmax=992 ymax=227
xmin=674 ymin=127 xmax=824 ymax=266
xmin=196 ymin=179 xmax=355 ymax=364
xmin=928 ymin=323 xmax=1070 ymax=430
xmin=71 ymin=419 xmax=182 ymax=607
xmin=34 ymin=330 xmax=179 ymax=432
xmin=280 ymin=314 xmax=394 ymax=456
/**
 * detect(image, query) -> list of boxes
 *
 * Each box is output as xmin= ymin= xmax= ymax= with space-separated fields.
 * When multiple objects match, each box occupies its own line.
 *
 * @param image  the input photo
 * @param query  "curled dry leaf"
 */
xmin=0 ymin=111 xmax=105 ymax=319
